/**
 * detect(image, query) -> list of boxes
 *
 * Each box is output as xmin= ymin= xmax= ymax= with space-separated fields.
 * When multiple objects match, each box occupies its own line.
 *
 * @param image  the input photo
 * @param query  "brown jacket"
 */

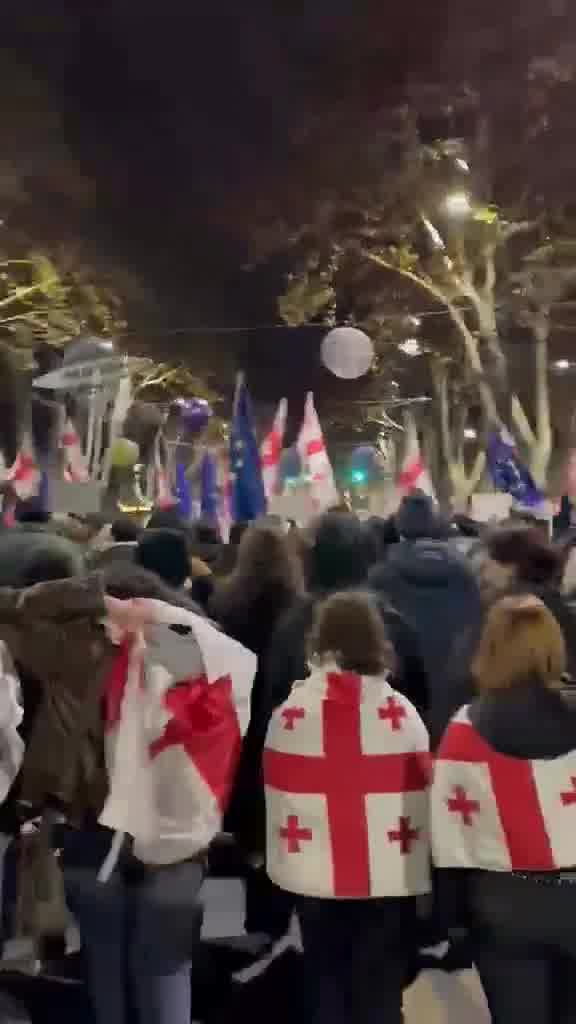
xmin=0 ymin=574 xmax=113 ymax=821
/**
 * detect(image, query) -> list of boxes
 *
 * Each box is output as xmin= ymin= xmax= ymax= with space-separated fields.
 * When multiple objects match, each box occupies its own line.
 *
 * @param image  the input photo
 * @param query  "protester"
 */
xmin=210 ymin=523 xmax=304 ymax=939
xmin=481 ymin=524 xmax=576 ymax=675
xmin=0 ymin=520 xmax=85 ymax=587
xmin=432 ymin=595 xmax=576 ymax=1023
xmin=265 ymin=591 xmax=431 ymax=1024
xmin=264 ymin=512 xmax=378 ymax=713
xmin=135 ymin=527 xmax=191 ymax=590
xmin=190 ymin=520 xmax=222 ymax=570
xmin=188 ymin=555 xmax=215 ymax=611
xmin=0 ymin=559 xmax=256 ymax=1024
xmin=89 ymin=517 xmax=140 ymax=570
xmin=370 ymin=493 xmax=483 ymax=746
xmin=213 ymin=521 xmax=249 ymax=578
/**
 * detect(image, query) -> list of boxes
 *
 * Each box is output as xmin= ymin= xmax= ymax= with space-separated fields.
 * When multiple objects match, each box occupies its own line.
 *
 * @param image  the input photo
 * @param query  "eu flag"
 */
xmin=199 ymin=451 xmax=218 ymax=523
xmin=487 ymin=429 xmax=544 ymax=507
xmin=175 ymin=462 xmax=192 ymax=521
xmin=229 ymin=375 xmax=266 ymax=522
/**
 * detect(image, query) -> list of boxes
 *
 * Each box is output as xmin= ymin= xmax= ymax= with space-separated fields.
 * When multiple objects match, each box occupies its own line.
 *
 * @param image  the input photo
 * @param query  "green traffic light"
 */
xmin=351 ymin=470 xmax=366 ymax=484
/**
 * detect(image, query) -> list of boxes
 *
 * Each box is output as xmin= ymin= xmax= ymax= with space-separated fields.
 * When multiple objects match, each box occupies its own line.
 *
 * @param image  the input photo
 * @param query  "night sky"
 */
xmin=0 ymin=2 xmax=568 ymax=414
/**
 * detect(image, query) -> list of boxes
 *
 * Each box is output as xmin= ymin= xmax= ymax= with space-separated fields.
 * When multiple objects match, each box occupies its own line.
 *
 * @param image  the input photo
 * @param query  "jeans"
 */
xmin=60 ymin=827 xmax=204 ymax=1024
xmin=470 ymin=872 xmax=576 ymax=1024
xmin=297 ymin=895 xmax=417 ymax=1024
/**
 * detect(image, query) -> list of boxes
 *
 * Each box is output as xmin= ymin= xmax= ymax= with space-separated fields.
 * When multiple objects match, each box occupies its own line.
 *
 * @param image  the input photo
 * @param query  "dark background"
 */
xmin=0 ymin=1 xmax=570 ymax=416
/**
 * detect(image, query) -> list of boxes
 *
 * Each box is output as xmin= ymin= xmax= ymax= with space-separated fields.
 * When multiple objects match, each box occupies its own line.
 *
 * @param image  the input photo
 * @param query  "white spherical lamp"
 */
xmin=321 ymin=327 xmax=374 ymax=380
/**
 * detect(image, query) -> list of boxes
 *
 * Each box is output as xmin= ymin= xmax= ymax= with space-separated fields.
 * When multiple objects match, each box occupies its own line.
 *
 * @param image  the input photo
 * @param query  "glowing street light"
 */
xmin=445 ymin=191 xmax=472 ymax=217
xmin=399 ymin=337 xmax=422 ymax=357
xmin=405 ymin=314 xmax=421 ymax=329
xmin=553 ymin=359 xmax=572 ymax=371
xmin=464 ymin=427 xmax=477 ymax=440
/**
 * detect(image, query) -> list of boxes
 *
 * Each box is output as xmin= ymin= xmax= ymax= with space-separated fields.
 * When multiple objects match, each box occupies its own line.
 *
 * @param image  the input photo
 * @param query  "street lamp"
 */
xmin=553 ymin=359 xmax=572 ymax=371
xmin=445 ymin=191 xmax=472 ymax=217
xmin=464 ymin=427 xmax=477 ymax=440
xmin=399 ymin=338 xmax=422 ymax=357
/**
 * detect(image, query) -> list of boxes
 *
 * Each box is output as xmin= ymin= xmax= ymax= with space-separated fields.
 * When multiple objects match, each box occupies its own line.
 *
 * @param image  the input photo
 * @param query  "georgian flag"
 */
xmin=153 ymin=434 xmax=175 ymax=509
xmin=264 ymin=665 xmax=431 ymax=899
xmin=99 ymin=596 xmax=257 ymax=876
xmin=432 ymin=707 xmax=576 ymax=871
xmin=297 ymin=392 xmax=339 ymax=512
xmin=5 ymin=435 xmax=41 ymax=500
xmin=260 ymin=398 xmax=287 ymax=500
xmin=60 ymin=418 xmax=90 ymax=482
xmin=395 ymin=424 xmax=435 ymax=501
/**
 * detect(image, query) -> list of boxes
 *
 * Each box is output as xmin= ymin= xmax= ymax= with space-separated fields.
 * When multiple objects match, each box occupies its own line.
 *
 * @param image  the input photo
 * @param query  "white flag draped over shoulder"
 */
xmin=265 ymin=665 xmax=431 ymax=899
xmin=99 ymin=597 xmax=256 ymax=874
xmin=260 ymin=398 xmax=287 ymax=500
xmin=432 ymin=706 xmax=576 ymax=871
xmin=297 ymin=392 xmax=339 ymax=512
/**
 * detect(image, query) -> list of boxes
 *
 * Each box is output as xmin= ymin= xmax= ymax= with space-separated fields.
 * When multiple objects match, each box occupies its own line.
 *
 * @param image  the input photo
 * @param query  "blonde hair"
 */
xmin=473 ymin=595 xmax=565 ymax=692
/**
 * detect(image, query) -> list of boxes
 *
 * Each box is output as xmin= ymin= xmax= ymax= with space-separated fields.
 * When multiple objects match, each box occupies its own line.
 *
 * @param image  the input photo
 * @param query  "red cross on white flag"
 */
xmin=60 ymin=418 xmax=90 ymax=482
xmin=395 ymin=421 xmax=435 ymax=503
xmin=433 ymin=707 xmax=576 ymax=872
xmin=260 ymin=398 xmax=287 ymax=500
xmin=265 ymin=668 xmax=431 ymax=898
xmin=5 ymin=435 xmax=41 ymax=500
xmin=297 ymin=392 xmax=339 ymax=512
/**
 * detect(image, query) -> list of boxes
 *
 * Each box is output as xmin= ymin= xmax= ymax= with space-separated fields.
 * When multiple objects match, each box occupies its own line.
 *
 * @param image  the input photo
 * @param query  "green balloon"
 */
xmin=110 ymin=437 xmax=139 ymax=468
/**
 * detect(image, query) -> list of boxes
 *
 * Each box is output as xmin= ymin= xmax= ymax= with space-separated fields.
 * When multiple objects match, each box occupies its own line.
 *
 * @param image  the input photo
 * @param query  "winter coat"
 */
xmin=369 ymin=540 xmax=483 ymax=747
xmin=0 ymin=575 xmax=113 ymax=821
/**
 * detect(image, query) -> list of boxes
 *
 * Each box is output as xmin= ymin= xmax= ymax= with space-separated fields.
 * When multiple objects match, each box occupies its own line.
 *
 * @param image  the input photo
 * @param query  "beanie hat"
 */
xmin=136 ymin=528 xmax=190 ymax=589
xmin=396 ymin=492 xmax=437 ymax=541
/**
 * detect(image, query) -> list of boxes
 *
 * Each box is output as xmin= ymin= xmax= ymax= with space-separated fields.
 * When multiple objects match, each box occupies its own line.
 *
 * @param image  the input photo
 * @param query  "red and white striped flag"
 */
xmin=60 ymin=418 xmax=90 ymax=483
xmin=260 ymin=398 xmax=287 ymax=500
xmin=297 ymin=392 xmax=339 ymax=512
xmin=5 ymin=435 xmax=41 ymax=500
xmin=395 ymin=424 xmax=435 ymax=502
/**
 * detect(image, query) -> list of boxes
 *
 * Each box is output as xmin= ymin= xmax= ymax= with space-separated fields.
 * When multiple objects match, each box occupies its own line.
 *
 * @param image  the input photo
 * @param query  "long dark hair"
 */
xmin=211 ymin=523 xmax=303 ymax=617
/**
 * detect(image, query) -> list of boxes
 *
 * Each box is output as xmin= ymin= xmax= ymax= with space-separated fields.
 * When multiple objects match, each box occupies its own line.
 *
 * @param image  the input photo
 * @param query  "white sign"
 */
xmin=471 ymin=493 xmax=512 ymax=524
xmin=269 ymin=492 xmax=317 ymax=526
xmin=50 ymin=480 xmax=104 ymax=516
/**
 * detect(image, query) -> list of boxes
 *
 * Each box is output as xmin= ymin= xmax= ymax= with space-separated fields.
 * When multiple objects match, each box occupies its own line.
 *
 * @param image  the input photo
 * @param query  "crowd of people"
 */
xmin=0 ymin=491 xmax=575 ymax=1022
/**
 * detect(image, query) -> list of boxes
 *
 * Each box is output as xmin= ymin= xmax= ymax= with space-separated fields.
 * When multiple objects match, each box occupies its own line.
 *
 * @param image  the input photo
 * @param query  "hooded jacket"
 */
xmin=0 ymin=575 xmax=112 ymax=821
xmin=369 ymin=540 xmax=483 ymax=746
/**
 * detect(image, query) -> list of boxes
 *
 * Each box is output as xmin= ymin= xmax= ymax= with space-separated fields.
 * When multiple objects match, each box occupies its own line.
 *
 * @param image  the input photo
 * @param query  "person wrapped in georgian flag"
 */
xmin=264 ymin=591 xmax=431 ymax=1023
xmin=100 ymin=593 xmax=256 ymax=872
xmin=431 ymin=595 xmax=576 ymax=1023
xmin=0 ymin=568 xmax=256 ymax=1024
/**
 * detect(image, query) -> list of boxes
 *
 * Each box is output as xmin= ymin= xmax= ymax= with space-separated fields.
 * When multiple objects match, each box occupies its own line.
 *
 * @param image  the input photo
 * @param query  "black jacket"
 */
xmin=210 ymin=584 xmax=300 ymax=851
xmin=369 ymin=540 xmax=483 ymax=747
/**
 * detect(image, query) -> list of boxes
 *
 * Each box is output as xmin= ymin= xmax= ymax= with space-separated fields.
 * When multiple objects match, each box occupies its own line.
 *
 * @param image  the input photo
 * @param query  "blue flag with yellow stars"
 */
xmin=487 ymin=428 xmax=544 ymax=507
xmin=175 ymin=462 xmax=192 ymax=521
xmin=199 ymin=451 xmax=218 ymax=523
xmin=229 ymin=374 xmax=266 ymax=522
